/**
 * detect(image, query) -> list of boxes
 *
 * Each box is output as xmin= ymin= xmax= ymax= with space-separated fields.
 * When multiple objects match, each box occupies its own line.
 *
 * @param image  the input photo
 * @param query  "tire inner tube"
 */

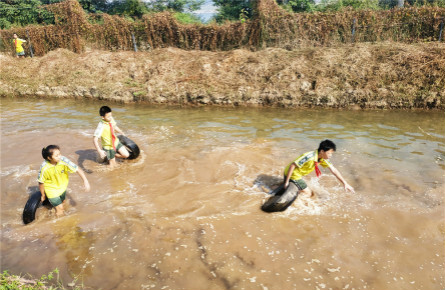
xmin=118 ymin=135 xmax=140 ymax=160
xmin=261 ymin=183 xmax=299 ymax=213
xmin=23 ymin=191 xmax=43 ymax=224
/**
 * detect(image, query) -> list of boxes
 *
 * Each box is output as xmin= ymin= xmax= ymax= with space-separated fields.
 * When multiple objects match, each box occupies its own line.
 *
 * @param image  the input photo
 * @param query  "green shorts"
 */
xmin=289 ymin=178 xmax=308 ymax=190
xmin=48 ymin=191 xmax=66 ymax=207
xmin=16 ymin=51 xmax=25 ymax=56
xmin=103 ymin=142 xmax=123 ymax=160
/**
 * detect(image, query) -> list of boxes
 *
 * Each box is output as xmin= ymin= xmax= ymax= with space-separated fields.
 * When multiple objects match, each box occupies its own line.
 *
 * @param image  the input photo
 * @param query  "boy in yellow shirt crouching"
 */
xmin=93 ymin=106 xmax=130 ymax=168
xmin=38 ymin=145 xmax=90 ymax=217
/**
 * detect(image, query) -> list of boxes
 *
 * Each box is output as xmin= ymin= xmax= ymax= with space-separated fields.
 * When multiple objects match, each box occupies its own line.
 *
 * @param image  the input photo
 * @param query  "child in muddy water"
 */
xmin=262 ymin=140 xmax=355 ymax=212
xmin=38 ymin=145 xmax=90 ymax=217
xmin=284 ymin=139 xmax=355 ymax=194
xmin=93 ymin=106 xmax=130 ymax=168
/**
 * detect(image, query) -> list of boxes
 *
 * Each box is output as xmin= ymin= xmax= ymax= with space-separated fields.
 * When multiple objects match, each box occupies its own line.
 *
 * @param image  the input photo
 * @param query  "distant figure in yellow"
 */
xmin=13 ymin=33 xmax=26 ymax=58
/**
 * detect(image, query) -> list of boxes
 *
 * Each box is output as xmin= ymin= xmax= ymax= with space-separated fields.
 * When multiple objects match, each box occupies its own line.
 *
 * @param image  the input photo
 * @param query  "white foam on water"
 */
xmin=78 ymin=130 xmax=93 ymax=137
xmin=245 ymin=174 xmax=368 ymax=217
xmin=194 ymin=210 xmax=251 ymax=221
xmin=127 ymin=149 xmax=146 ymax=167
xmin=149 ymin=125 xmax=176 ymax=142
xmin=225 ymin=160 xmax=248 ymax=188
xmin=1 ymin=165 xmax=37 ymax=180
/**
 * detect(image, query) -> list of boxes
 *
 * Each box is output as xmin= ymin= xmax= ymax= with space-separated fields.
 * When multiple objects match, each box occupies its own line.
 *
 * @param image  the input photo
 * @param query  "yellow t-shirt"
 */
xmin=94 ymin=118 xmax=119 ymax=150
xmin=284 ymin=150 xmax=332 ymax=181
xmin=37 ymin=156 xmax=78 ymax=198
xmin=14 ymin=39 xmax=25 ymax=53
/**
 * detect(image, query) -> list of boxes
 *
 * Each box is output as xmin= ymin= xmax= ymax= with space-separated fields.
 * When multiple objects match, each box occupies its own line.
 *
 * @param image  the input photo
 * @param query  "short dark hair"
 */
xmin=318 ymin=139 xmax=336 ymax=152
xmin=99 ymin=106 xmax=112 ymax=117
xmin=42 ymin=145 xmax=60 ymax=161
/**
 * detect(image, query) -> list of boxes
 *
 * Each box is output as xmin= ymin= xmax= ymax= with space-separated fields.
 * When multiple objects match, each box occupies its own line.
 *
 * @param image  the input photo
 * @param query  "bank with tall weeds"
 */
xmin=0 ymin=0 xmax=444 ymax=109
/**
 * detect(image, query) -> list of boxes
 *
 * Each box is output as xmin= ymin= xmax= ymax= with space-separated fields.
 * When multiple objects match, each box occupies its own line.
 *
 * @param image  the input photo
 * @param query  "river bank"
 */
xmin=1 ymin=42 xmax=444 ymax=109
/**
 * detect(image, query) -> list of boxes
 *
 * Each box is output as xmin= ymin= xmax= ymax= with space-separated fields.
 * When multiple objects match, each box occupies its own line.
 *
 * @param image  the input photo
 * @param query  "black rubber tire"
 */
xmin=23 ymin=191 xmax=42 ymax=224
xmin=261 ymin=183 xmax=299 ymax=213
xmin=118 ymin=135 xmax=140 ymax=160
xmin=268 ymin=184 xmax=286 ymax=196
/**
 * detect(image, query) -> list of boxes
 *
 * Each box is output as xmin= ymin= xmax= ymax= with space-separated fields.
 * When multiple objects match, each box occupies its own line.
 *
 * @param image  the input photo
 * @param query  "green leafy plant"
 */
xmin=239 ymin=8 xmax=249 ymax=23
xmin=0 ymin=268 xmax=84 ymax=290
xmin=287 ymin=0 xmax=316 ymax=12
xmin=213 ymin=0 xmax=253 ymax=22
xmin=173 ymin=11 xmax=202 ymax=24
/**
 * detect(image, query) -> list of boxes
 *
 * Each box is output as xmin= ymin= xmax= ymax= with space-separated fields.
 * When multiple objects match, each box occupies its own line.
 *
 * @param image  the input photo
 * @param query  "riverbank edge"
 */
xmin=1 ymin=42 xmax=444 ymax=110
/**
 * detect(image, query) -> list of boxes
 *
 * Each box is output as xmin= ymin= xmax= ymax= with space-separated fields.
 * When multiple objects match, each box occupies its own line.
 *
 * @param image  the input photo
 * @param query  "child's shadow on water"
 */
xmin=254 ymin=174 xmax=283 ymax=194
xmin=75 ymin=149 xmax=103 ymax=174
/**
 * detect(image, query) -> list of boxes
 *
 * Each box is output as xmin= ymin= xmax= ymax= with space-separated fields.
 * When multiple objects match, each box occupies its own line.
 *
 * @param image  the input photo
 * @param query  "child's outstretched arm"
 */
xmin=93 ymin=136 xmax=107 ymax=159
xmin=328 ymin=165 xmax=355 ymax=193
xmin=76 ymin=167 xmax=91 ymax=192
xmin=39 ymin=183 xmax=46 ymax=202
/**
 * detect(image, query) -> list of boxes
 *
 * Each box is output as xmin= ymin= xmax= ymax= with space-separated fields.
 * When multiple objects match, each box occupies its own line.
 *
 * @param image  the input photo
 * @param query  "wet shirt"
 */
xmin=94 ymin=117 xmax=119 ymax=150
xmin=37 ymin=156 xmax=78 ymax=198
xmin=284 ymin=150 xmax=332 ymax=181
xmin=14 ymin=39 xmax=25 ymax=53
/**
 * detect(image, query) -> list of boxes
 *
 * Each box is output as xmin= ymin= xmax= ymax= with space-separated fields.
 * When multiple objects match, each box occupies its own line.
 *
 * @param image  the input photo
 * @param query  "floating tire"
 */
xmin=118 ymin=135 xmax=140 ymax=160
xmin=23 ymin=191 xmax=42 ymax=224
xmin=261 ymin=183 xmax=299 ymax=213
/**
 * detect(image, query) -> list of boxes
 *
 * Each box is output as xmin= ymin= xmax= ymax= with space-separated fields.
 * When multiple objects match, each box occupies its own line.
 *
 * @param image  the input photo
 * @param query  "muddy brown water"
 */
xmin=1 ymin=98 xmax=444 ymax=290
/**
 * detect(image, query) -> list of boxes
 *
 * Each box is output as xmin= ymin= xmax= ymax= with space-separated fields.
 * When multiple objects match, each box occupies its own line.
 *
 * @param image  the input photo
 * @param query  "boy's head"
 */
xmin=99 ymin=106 xmax=112 ymax=117
xmin=42 ymin=145 xmax=61 ymax=163
xmin=99 ymin=106 xmax=113 ymax=122
xmin=13 ymin=33 xmax=18 ymax=39
xmin=317 ymin=139 xmax=336 ymax=160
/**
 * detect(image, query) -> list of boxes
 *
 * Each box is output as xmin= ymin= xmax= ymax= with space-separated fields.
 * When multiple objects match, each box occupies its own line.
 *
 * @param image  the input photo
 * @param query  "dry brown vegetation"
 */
xmin=1 ymin=41 xmax=443 ymax=109
xmin=257 ymin=0 xmax=445 ymax=48
xmin=0 ymin=0 xmax=259 ymax=55
xmin=1 ymin=0 xmax=444 ymax=108
xmin=0 ymin=0 xmax=444 ymax=55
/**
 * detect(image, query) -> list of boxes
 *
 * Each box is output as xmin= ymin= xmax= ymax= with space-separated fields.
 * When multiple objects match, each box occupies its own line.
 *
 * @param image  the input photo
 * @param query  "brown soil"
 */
xmin=1 ymin=42 xmax=444 ymax=109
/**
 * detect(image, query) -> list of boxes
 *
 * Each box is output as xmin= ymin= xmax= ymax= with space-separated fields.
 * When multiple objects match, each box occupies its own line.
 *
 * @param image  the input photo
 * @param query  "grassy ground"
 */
xmin=0 ymin=269 xmax=84 ymax=290
xmin=1 ymin=41 xmax=444 ymax=109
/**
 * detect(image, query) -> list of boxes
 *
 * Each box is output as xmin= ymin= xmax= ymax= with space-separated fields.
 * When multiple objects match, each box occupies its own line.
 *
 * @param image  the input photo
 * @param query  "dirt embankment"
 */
xmin=1 ymin=42 xmax=444 ymax=109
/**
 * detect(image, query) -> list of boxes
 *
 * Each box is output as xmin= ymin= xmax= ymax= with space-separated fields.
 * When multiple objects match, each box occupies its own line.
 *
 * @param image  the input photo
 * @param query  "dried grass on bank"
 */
xmin=1 ymin=42 xmax=443 ymax=109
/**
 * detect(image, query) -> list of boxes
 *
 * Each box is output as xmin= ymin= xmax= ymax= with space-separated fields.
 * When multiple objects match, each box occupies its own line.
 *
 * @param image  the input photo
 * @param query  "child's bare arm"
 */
xmin=284 ymin=163 xmax=296 ymax=189
xmin=76 ymin=167 xmax=90 ymax=192
xmin=93 ymin=136 xmax=106 ymax=159
xmin=328 ymin=165 xmax=355 ymax=193
xmin=39 ymin=183 xmax=46 ymax=202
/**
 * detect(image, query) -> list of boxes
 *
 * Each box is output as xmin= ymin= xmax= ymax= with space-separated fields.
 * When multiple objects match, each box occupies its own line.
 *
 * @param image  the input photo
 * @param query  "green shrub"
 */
xmin=173 ymin=12 xmax=202 ymax=24
xmin=0 ymin=269 xmax=84 ymax=290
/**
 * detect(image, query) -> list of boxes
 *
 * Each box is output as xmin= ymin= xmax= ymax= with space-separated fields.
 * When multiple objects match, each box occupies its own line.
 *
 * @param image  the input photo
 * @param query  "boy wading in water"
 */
xmin=93 ymin=106 xmax=130 ymax=168
xmin=283 ymin=139 xmax=355 ymax=197
xmin=38 ymin=145 xmax=90 ymax=217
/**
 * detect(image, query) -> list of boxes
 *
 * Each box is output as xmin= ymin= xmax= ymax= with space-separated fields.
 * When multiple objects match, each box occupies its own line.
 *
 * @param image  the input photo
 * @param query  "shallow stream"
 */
xmin=1 ymin=98 xmax=444 ymax=290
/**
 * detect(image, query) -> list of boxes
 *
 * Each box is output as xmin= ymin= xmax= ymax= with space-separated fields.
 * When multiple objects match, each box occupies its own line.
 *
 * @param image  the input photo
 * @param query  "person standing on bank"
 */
xmin=93 ymin=106 xmax=130 ymax=168
xmin=39 ymin=145 xmax=90 ymax=217
xmin=283 ymin=139 xmax=355 ymax=197
xmin=13 ymin=33 xmax=26 ymax=58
